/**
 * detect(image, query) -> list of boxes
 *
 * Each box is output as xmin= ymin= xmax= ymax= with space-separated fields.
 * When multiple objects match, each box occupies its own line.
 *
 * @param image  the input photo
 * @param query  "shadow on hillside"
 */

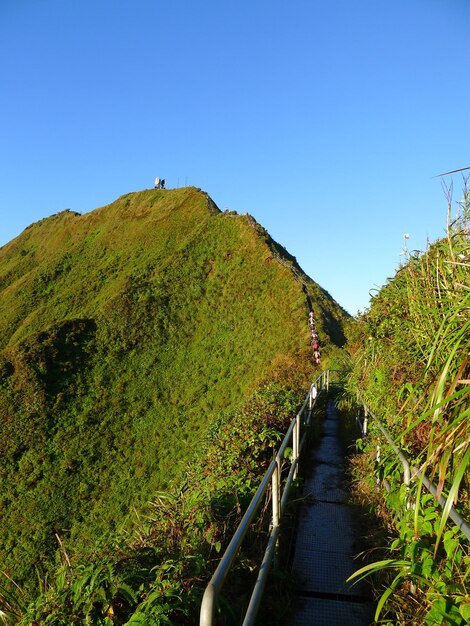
xmin=321 ymin=306 xmax=347 ymax=347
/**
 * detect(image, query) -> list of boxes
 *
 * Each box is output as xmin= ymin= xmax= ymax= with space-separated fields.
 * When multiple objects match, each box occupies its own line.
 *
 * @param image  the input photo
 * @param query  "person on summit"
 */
xmin=154 ymin=177 xmax=160 ymax=189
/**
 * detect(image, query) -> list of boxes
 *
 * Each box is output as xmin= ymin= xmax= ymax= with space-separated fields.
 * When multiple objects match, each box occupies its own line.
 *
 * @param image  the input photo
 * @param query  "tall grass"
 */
xmin=346 ymin=190 xmax=469 ymax=624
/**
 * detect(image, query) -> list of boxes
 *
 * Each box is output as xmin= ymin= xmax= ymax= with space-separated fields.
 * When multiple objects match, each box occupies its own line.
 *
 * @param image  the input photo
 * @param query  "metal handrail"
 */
xmin=358 ymin=398 xmax=470 ymax=541
xmin=200 ymin=369 xmax=344 ymax=626
xmin=362 ymin=404 xmax=411 ymax=486
xmin=412 ymin=466 xmax=470 ymax=539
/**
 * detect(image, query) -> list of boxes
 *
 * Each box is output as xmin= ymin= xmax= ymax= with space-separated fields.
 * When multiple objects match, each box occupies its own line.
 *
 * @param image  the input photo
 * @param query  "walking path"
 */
xmin=286 ymin=397 xmax=374 ymax=625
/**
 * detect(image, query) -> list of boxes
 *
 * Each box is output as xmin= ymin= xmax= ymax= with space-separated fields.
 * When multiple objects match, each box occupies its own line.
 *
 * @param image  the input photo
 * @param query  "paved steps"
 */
xmin=287 ymin=398 xmax=374 ymax=625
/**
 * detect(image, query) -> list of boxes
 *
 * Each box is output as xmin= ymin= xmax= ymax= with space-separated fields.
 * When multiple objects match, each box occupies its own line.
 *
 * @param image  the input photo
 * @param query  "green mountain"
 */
xmin=0 ymin=187 xmax=348 ymax=614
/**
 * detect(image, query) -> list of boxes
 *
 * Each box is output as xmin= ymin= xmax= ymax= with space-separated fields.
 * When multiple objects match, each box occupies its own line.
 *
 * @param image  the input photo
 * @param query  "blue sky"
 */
xmin=1 ymin=0 xmax=469 ymax=315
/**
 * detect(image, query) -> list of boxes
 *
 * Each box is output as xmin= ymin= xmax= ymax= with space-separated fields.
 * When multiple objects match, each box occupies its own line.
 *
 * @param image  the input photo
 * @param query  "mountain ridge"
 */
xmin=0 ymin=186 xmax=348 ymax=601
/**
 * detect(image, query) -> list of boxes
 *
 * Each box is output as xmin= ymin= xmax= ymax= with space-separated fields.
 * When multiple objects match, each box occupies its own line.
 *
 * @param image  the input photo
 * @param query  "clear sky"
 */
xmin=1 ymin=0 xmax=469 ymax=315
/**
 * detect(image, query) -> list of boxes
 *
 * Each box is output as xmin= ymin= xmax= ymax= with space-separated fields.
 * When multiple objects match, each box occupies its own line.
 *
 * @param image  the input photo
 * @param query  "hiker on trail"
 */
xmin=307 ymin=310 xmax=321 ymax=364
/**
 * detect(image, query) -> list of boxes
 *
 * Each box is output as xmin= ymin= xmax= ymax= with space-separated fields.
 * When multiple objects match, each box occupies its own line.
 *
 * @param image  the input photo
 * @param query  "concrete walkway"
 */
xmin=286 ymin=398 xmax=374 ymax=625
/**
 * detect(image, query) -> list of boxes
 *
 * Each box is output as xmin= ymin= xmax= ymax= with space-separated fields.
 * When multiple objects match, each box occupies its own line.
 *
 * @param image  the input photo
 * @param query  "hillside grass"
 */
xmin=0 ymin=187 xmax=348 ymax=621
xmin=345 ymin=196 xmax=469 ymax=624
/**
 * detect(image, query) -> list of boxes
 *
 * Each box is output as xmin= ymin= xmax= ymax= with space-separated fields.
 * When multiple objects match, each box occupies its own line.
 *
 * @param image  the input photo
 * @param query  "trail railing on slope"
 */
xmin=200 ymin=375 xmax=469 ymax=625
xmin=357 ymin=400 xmax=470 ymax=540
xmin=199 ymin=369 xmax=345 ymax=626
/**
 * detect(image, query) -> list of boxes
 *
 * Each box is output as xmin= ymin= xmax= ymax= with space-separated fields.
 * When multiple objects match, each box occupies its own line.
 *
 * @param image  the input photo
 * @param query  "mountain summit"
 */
xmin=0 ymin=187 xmax=347 ymax=592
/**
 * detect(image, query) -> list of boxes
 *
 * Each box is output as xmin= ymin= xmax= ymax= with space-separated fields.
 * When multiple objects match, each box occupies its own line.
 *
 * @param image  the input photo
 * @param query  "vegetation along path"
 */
xmin=286 ymin=395 xmax=374 ymax=626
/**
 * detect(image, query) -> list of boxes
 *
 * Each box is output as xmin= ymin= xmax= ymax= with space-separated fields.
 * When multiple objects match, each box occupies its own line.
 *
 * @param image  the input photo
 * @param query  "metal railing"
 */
xmin=357 ymin=400 xmax=470 ymax=541
xmin=200 ymin=374 xmax=469 ymax=625
xmin=361 ymin=404 xmax=411 ymax=487
xmin=200 ymin=369 xmax=345 ymax=626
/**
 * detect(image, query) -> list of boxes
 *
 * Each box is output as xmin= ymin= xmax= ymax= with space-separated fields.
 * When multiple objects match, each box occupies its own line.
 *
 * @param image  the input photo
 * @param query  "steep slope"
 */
xmin=0 ymin=187 xmax=348 ymax=594
xmin=344 ymin=206 xmax=469 ymax=624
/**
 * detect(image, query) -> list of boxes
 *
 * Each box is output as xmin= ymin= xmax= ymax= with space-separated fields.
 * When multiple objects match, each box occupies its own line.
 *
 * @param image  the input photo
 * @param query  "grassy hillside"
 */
xmin=0 ymin=187 xmax=348 ymax=618
xmin=345 ymin=201 xmax=469 ymax=624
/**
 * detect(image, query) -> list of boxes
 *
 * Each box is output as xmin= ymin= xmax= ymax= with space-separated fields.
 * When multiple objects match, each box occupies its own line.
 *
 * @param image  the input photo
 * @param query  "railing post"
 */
xmin=272 ymin=459 xmax=280 ymax=529
xmin=376 ymin=443 xmax=381 ymax=489
xmin=363 ymin=405 xmax=368 ymax=436
xmin=293 ymin=414 xmax=300 ymax=480
xmin=270 ymin=456 xmax=281 ymax=573
xmin=307 ymin=384 xmax=317 ymax=426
